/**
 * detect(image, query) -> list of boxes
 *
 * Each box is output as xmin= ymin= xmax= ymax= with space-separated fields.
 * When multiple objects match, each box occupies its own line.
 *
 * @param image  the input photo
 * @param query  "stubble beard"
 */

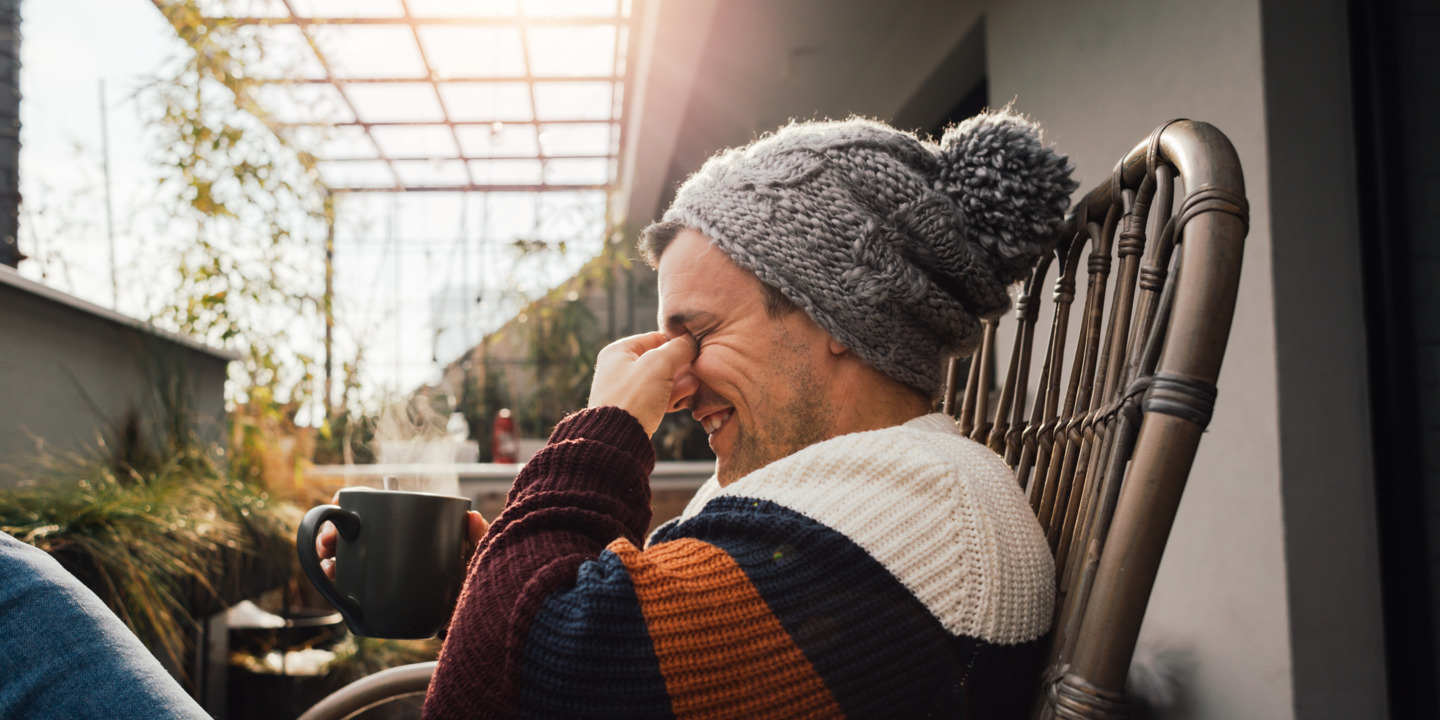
xmin=717 ymin=340 xmax=832 ymax=485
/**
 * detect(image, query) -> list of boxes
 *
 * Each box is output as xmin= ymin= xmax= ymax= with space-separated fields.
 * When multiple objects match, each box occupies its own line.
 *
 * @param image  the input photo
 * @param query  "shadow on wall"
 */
xmin=0 ymin=269 xmax=232 ymax=480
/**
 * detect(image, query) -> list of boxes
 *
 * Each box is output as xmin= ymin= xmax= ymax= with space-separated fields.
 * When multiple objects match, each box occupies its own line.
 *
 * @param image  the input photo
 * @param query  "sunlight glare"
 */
xmin=419 ymin=27 xmax=527 ymax=79
xmin=455 ymin=124 xmax=540 ymax=157
xmin=310 ymin=25 xmax=427 ymax=79
xmin=439 ymin=83 xmax=534 ymax=123
xmin=526 ymin=26 xmax=616 ymax=77
xmin=345 ymin=84 xmax=445 ymax=123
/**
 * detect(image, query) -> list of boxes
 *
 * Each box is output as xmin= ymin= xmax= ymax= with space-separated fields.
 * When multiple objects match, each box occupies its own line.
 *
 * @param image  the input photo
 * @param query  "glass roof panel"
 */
xmin=455 ymin=123 xmax=539 ymax=157
xmin=439 ymin=82 xmax=533 ymax=122
xmin=310 ymin=25 xmax=427 ymax=79
xmin=537 ymin=123 xmax=609 ymax=156
xmin=526 ymin=26 xmax=616 ymax=78
xmin=392 ymin=160 xmax=470 ymax=187
xmin=543 ymin=158 xmax=608 ymax=185
xmin=536 ymin=190 xmax=608 ymax=236
xmin=418 ymin=26 xmax=526 ymax=79
xmin=249 ymin=83 xmax=354 ymax=123
xmin=521 ymin=0 xmax=619 ymax=18
xmin=532 ymin=81 xmax=614 ymax=121
xmin=281 ymin=124 xmax=379 ymax=159
xmin=409 ymin=0 xmax=519 ymax=16
xmin=467 ymin=159 xmax=543 ymax=184
xmin=346 ymin=83 xmax=445 ymax=123
xmin=369 ymin=126 xmax=460 ymax=159
xmin=317 ymin=160 xmax=395 ymax=188
xmin=245 ymin=25 xmax=325 ymax=80
xmin=199 ymin=0 xmax=288 ymax=17
xmin=216 ymin=0 xmax=627 ymax=193
xmin=291 ymin=0 xmax=405 ymax=17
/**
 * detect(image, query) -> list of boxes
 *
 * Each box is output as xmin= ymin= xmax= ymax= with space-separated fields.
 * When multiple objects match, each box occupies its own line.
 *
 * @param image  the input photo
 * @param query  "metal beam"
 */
xmin=279 ymin=0 xmax=402 ymax=190
xmin=278 ymin=119 xmax=616 ymax=127
xmin=264 ymin=76 xmax=622 ymax=84
xmin=330 ymin=184 xmax=611 ymax=193
xmin=321 ymin=154 xmax=610 ymax=162
xmin=396 ymin=0 xmax=473 ymax=187
xmin=225 ymin=16 xmax=623 ymax=26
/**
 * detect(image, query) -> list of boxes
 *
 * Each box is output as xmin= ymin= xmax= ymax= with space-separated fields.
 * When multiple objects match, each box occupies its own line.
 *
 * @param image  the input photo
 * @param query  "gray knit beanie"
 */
xmin=651 ymin=109 xmax=1078 ymax=397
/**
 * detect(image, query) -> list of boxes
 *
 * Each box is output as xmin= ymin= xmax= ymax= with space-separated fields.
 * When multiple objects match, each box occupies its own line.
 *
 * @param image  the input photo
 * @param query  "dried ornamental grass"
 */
xmin=0 ymin=442 xmax=300 ymax=674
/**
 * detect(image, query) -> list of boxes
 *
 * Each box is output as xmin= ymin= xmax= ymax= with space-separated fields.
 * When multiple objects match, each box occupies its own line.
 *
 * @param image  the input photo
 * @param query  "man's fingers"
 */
xmin=467 ymin=511 xmax=488 ymax=545
xmin=321 ymin=558 xmax=335 ymax=580
xmin=642 ymin=333 xmax=697 ymax=371
xmin=317 ymin=521 xmax=337 ymax=560
xmin=605 ymin=330 xmax=669 ymax=358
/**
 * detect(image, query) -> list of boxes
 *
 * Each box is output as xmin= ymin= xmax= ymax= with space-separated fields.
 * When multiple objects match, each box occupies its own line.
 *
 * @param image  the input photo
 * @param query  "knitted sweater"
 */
xmin=422 ymin=407 xmax=1055 ymax=720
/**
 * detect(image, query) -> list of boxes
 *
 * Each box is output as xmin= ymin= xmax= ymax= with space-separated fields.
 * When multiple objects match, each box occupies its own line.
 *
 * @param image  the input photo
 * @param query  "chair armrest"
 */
xmin=297 ymin=661 xmax=437 ymax=720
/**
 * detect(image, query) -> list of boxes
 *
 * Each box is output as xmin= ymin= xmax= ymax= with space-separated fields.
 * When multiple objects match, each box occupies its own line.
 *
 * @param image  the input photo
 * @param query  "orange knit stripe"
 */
xmin=607 ymin=537 xmax=844 ymax=720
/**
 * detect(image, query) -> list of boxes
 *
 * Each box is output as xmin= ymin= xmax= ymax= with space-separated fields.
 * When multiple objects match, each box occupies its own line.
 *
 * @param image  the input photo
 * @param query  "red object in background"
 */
xmin=492 ymin=409 xmax=519 ymax=463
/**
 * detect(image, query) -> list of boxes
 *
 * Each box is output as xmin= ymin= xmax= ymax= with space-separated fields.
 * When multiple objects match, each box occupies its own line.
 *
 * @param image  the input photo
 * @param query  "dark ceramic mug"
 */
xmin=297 ymin=487 xmax=472 ymax=639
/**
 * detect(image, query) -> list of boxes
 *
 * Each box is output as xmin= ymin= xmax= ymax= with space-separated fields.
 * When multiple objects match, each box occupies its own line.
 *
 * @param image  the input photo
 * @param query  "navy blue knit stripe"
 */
xmin=518 ymin=549 xmax=675 ymax=720
xmin=652 ymin=496 xmax=1045 ymax=719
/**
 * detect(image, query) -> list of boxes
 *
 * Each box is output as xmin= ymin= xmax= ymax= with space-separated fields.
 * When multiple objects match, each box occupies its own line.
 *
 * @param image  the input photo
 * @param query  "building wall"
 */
xmin=1258 ymin=0 xmax=1390 ymax=717
xmin=985 ymin=0 xmax=1296 ymax=717
xmin=0 ymin=273 xmax=230 ymax=478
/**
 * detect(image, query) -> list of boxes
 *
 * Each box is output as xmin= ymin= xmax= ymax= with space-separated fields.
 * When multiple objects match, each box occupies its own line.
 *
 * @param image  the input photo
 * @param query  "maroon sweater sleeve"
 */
xmin=421 ymin=406 xmax=655 ymax=719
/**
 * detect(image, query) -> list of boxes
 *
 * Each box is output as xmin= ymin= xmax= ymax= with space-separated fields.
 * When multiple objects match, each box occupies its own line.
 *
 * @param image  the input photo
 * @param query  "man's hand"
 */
xmin=316 ymin=503 xmax=488 ymax=580
xmin=588 ymin=331 xmax=698 ymax=436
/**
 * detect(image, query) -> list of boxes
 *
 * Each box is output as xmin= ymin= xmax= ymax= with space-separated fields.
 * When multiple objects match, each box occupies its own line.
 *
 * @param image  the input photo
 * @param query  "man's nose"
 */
xmin=668 ymin=368 xmax=700 ymax=413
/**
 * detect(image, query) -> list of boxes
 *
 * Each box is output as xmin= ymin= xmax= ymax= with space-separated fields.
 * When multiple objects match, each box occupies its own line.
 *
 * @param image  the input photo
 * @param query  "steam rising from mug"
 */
xmin=368 ymin=397 xmax=464 ymax=495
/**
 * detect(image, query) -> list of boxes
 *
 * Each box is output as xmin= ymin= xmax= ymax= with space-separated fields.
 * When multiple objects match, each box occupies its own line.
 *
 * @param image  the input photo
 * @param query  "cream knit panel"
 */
xmin=719 ymin=413 xmax=1055 ymax=645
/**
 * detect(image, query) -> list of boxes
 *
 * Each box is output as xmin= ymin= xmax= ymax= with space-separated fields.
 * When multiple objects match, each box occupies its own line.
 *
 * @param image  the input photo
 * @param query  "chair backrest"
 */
xmin=940 ymin=120 xmax=1248 ymax=719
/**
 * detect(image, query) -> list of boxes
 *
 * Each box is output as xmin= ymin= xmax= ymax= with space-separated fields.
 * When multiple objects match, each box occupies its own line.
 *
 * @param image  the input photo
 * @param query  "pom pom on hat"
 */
xmin=935 ymin=108 xmax=1079 ymax=284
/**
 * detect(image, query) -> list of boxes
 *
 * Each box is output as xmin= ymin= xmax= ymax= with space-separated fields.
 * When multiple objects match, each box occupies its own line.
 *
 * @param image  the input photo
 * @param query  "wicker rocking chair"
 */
xmin=298 ymin=119 xmax=1248 ymax=720
xmin=939 ymin=119 xmax=1248 ymax=718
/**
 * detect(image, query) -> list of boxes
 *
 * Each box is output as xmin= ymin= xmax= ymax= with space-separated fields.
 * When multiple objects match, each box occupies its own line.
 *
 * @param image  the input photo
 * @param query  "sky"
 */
xmin=17 ymin=0 xmax=616 ymax=415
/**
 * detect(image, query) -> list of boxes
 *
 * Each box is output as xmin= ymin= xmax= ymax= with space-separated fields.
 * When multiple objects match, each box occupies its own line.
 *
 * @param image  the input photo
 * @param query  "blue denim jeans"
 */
xmin=0 ymin=531 xmax=208 ymax=719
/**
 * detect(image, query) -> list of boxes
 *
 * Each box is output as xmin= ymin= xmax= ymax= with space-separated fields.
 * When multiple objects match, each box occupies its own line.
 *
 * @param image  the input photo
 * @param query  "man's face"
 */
xmin=657 ymin=229 xmax=837 ymax=485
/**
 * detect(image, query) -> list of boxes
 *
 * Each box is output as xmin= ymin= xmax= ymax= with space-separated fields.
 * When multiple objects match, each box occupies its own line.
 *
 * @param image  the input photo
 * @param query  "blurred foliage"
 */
xmin=0 ymin=398 xmax=301 ymax=677
xmin=0 ymin=1 xmax=373 ymax=688
xmin=433 ymin=239 xmax=710 ymax=459
xmin=148 ymin=0 xmax=339 ymax=424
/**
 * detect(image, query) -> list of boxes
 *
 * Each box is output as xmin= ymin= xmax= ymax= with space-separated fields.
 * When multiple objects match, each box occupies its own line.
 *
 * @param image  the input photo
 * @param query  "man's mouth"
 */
xmin=701 ymin=408 xmax=734 ymax=436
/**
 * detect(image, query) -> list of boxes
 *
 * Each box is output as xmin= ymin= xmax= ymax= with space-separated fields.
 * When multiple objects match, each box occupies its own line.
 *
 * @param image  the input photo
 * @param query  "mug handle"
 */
xmin=298 ymin=504 xmax=364 ymax=625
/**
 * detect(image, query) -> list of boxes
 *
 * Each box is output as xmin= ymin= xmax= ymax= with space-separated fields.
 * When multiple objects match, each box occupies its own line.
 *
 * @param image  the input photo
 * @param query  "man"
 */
xmin=421 ymin=109 xmax=1076 ymax=719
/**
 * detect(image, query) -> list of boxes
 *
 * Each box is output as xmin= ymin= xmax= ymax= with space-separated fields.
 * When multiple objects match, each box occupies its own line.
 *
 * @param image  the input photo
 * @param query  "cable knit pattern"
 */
xmin=423 ymin=408 xmax=1054 ymax=720
xmin=655 ymin=110 xmax=1076 ymax=396
xmin=719 ymin=413 xmax=1054 ymax=645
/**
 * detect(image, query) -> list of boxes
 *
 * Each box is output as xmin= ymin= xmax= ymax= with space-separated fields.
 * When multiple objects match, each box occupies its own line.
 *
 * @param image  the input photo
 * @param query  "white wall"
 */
xmin=985 ymin=1 xmax=1295 ymax=717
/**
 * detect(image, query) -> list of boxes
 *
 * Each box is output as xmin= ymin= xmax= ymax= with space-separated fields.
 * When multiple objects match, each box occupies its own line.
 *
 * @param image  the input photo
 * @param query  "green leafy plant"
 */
xmin=146 ymin=0 xmax=336 ymax=425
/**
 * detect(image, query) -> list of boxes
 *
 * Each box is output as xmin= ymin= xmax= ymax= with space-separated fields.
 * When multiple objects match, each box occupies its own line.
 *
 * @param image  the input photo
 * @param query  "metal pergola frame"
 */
xmin=173 ymin=0 xmax=635 ymax=195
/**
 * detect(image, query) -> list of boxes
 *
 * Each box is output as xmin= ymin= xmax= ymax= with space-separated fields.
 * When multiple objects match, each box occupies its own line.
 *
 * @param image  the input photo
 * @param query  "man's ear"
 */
xmin=828 ymin=338 xmax=848 ymax=356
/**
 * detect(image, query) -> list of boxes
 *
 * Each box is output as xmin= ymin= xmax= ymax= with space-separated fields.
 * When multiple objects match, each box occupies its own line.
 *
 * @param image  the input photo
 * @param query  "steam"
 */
xmin=361 ymin=396 xmax=466 ymax=496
